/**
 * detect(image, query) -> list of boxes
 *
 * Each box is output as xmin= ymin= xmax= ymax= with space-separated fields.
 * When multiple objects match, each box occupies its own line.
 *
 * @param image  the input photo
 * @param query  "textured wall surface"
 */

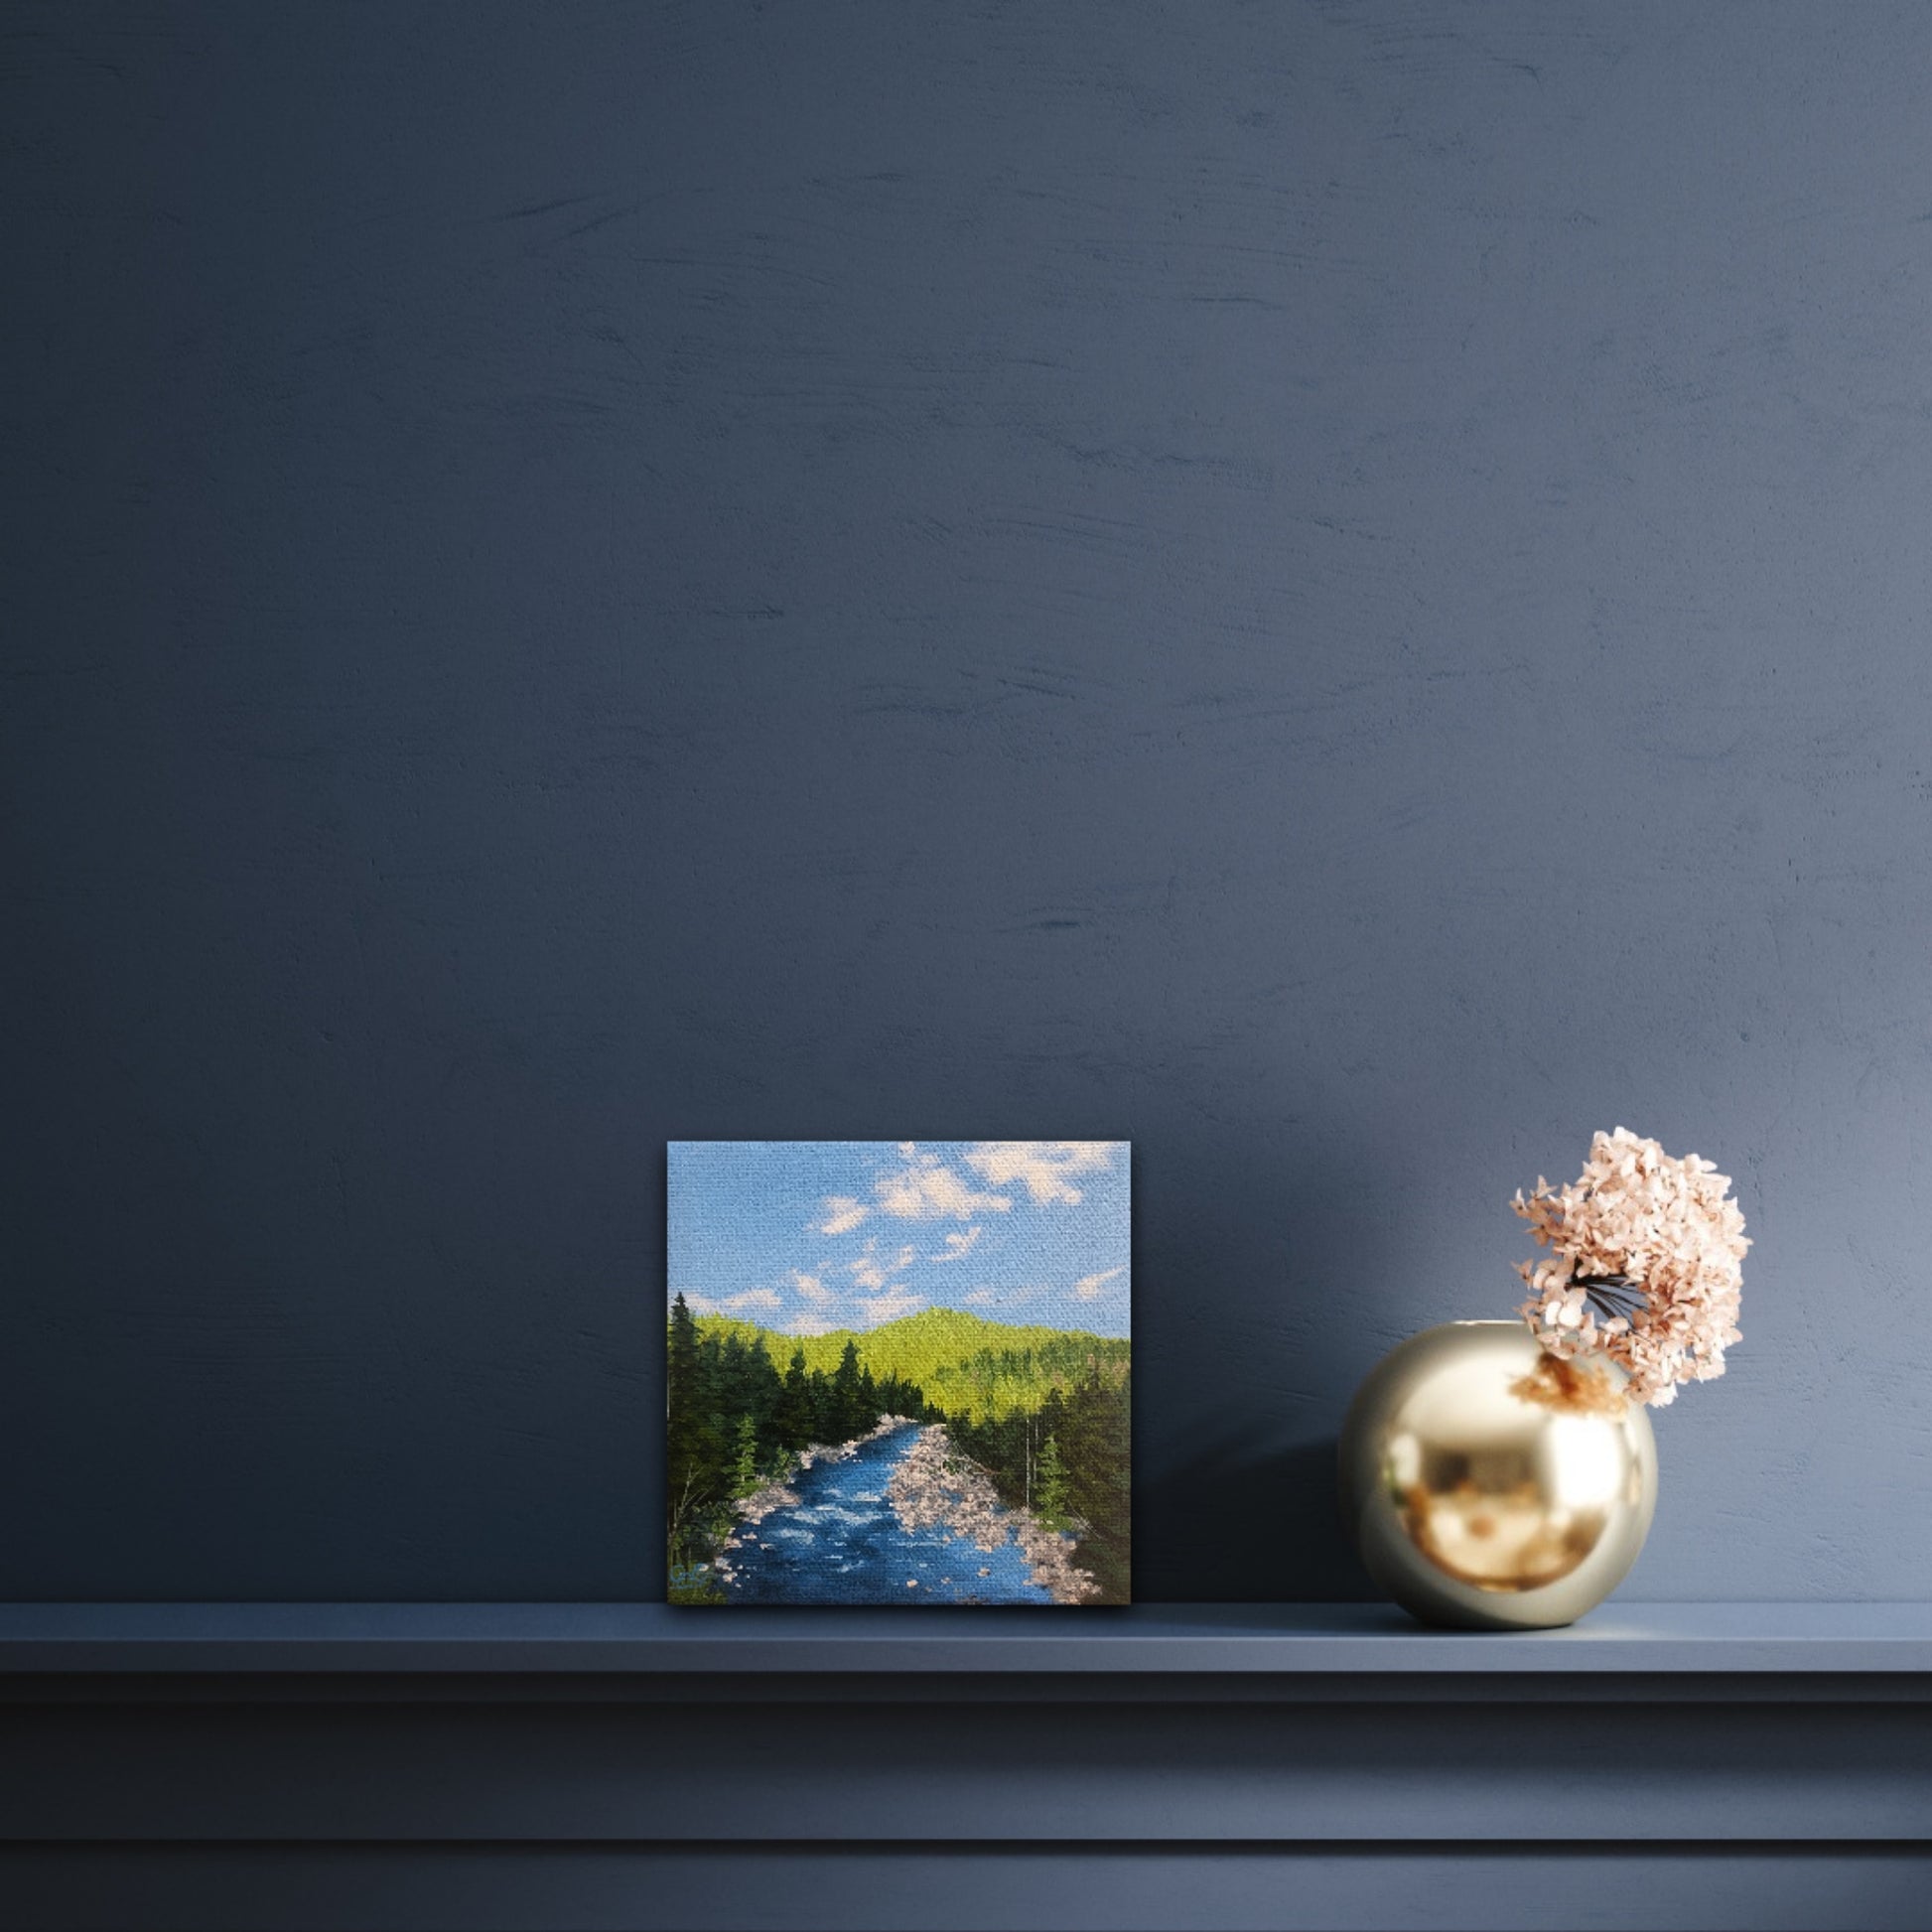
xmin=4 ymin=2 xmax=1930 ymax=1602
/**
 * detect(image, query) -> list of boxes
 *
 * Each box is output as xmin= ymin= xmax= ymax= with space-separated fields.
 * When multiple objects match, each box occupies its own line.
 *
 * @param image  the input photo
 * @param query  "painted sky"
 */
xmin=668 ymin=1142 xmax=1131 ymax=1339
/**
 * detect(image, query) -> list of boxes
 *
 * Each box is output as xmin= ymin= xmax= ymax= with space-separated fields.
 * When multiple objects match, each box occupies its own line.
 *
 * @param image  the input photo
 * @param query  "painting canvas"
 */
xmin=667 ymin=1141 xmax=1130 ymax=1604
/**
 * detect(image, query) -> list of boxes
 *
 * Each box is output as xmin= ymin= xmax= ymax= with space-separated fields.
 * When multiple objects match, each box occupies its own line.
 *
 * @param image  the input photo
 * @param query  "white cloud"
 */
xmin=814 ymin=1195 xmax=869 ymax=1237
xmin=722 ymin=1288 xmax=782 ymax=1314
xmin=789 ymin=1270 xmax=832 ymax=1304
xmin=964 ymin=1141 xmax=1120 ymax=1207
xmin=875 ymin=1151 xmax=1010 ymax=1223
xmin=930 ymin=1226 xmax=983 ymax=1265
xmin=815 ymin=1147 xmax=1050 ymax=1243
xmin=964 ymin=1286 xmax=998 ymax=1307
xmin=678 ymin=1293 xmax=719 ymax=1314
xmin=1072 ymin=1267 xmax=1124 ymax=1302
xmin=786 ymin=1312 xmax=836 ymax=1336
xmin=857 ymin=1288 xmax=924 ymax=1325
xmin=849 ymin=1239 xmax=915 ymax=1292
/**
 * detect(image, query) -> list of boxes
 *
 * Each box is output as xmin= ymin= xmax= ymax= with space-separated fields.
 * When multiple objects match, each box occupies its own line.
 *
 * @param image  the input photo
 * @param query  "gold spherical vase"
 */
xmin=1338 ymin=1320 xmax=1657 ymax=1630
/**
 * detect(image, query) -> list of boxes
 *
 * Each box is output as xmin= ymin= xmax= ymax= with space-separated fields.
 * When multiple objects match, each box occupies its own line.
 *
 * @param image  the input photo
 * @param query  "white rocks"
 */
xmin=886 ymin=1425 xmax=1099 ymax=1605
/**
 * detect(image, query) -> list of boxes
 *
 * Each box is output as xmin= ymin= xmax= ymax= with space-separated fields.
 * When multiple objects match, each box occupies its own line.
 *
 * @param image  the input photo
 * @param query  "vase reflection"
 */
xmin=1339 ymin=1321 xmax=1656 ymax=1629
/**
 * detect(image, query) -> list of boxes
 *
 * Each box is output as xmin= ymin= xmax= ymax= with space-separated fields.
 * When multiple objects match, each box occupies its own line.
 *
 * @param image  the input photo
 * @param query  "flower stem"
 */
xmin=1574 ymin=1272 xmax=1647 ymax=1322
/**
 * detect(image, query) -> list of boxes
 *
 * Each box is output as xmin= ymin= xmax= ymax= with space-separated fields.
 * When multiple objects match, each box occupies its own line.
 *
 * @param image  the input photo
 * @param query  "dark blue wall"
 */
xmin=4 ymin=1 xmax=1928 ymax=1602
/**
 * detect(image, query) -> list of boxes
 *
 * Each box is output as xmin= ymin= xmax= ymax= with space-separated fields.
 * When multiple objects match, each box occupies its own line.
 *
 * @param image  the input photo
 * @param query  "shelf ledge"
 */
xmin=0 ymin=1600 xmax=1927 ymax=1675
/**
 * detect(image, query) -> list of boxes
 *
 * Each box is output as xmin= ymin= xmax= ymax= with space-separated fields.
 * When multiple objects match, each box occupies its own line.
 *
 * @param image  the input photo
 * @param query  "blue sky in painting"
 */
xmin=668 ymin=1142 xmax=1130 ymax=1339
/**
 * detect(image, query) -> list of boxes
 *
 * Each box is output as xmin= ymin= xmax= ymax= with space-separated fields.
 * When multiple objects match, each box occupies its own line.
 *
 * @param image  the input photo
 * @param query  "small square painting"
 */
xmin=667 ymin=1141 xmax=1131 ymax=1604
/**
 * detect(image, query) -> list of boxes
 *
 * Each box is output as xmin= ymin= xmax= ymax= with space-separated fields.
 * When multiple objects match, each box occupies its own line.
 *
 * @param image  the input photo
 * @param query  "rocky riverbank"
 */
xmin=886 ymin=1424 xmax=1099 ymax=1605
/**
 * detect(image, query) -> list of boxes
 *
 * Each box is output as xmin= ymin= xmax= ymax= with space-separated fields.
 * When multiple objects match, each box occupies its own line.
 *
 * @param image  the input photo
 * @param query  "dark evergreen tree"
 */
xmin=740 ymin=1336 xmax=782 ymax=1460
xmin=1034 ymin=1431 xmax=1069 ymax=1530
xmin=1060 ymin=1365 xmax=1131 ymax=1601
xmin=732 ymin=1413 xmax=761 ymax=1497
xmin=775 ymin=1347 xmax=813 ymax=1449
xmin=830 ymin=1339 xmax=866 ymax=1439
xmin=666 ymin=1294 xmax=727 ymax=1582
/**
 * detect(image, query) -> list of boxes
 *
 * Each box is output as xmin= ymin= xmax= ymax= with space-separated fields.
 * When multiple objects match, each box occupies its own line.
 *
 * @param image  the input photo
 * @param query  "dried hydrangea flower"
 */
xmin=1513 ymin=1127 xmax=1748 ymax=1407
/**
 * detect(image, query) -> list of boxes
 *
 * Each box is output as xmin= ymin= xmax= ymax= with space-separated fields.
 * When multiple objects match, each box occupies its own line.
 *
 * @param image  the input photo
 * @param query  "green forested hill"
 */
xmin=692 ymin=1306 xmax=1130 ymax=1423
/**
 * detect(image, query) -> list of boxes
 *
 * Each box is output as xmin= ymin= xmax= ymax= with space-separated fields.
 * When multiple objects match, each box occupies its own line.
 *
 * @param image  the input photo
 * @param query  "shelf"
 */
xmin=0 ymin=1599 xmax=1927 ymax=1676
xmin=1 ymin=1602 xmax=1926 ymax=1930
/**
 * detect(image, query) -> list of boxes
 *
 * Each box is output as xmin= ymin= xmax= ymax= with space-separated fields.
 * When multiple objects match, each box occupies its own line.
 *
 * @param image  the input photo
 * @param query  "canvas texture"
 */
xmin=667 ymin=1142 xmax=1131 ymax=1604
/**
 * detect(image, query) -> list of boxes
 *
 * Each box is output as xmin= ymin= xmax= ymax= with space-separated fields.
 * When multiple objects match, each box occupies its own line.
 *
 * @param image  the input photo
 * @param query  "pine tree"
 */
xmin=667 ymin=1294 xmax=700 ymax=1413
xmin=1035 ymin=1431 xmax=1069 ymax=1530
xmin=776 ymin=1348 xmax=812 ymax=1449
xmin=745 ymin=1336 xmax=781 ymax=1440
xmin=1060 ymin=1364 xmax=1130 ymax=1601
xmin=831 ymin=1338 xmax=865 ymax=1439
xmin=666 ymin=1294 xmax=725 ymax=1574
xmin=732 ymin=1413 xmax=760 ymax=1499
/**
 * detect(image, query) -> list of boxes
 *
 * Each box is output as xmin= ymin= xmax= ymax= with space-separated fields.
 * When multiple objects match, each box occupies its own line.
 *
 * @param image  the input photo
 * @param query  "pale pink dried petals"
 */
xmin=1512 ymin=1126 xmax=1748 ymax=1407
